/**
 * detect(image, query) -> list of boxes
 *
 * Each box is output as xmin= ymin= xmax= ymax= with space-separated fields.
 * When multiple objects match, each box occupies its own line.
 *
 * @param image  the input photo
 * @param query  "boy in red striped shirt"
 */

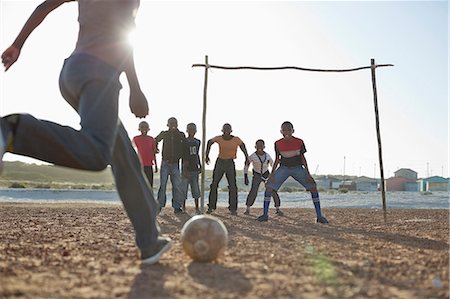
xmin=257 ymin=121 xmax=328 ymax=223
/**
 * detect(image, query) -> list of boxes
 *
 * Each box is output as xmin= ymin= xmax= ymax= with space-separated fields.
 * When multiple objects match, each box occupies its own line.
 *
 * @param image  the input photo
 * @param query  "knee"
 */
xmin=89 ymin=158 xmax=109 ymax=171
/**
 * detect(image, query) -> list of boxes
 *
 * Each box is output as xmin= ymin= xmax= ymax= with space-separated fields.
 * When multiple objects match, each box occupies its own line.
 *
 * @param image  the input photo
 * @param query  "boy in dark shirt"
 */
xmin=155 ymin=117 xmax=186 ymax=214
xmin=182 ymin=123 xmax=201 ymax=214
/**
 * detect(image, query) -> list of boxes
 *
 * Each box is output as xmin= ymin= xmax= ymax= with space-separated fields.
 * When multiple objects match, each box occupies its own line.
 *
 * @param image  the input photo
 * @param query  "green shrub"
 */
xmin=9 ymin=182 xmax=26 ymax=188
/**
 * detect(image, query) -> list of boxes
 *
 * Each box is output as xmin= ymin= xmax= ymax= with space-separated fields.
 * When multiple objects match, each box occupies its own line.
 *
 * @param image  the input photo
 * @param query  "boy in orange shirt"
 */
xmin=205 ymin=123 xmax=249 ymax=215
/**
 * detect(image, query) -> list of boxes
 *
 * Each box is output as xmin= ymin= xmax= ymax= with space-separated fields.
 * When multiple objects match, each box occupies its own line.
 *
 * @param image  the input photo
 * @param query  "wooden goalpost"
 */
xmin=192 ymin=56 xmax=393 ymax=222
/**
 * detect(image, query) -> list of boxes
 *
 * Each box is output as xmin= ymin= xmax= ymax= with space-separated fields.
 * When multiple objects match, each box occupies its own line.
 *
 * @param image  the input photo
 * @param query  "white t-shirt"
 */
xmin=244 ymin=152 xmax=274 ymax=174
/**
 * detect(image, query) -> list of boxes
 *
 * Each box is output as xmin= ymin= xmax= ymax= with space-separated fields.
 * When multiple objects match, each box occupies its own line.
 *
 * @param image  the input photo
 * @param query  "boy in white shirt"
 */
xmin=244 ymin=139 xmax=282 ymax=216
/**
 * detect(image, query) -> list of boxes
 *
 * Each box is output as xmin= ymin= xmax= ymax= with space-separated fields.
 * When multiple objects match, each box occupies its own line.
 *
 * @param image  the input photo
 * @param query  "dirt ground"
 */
xmin=0 ymin=203 xmax=448 ymax=299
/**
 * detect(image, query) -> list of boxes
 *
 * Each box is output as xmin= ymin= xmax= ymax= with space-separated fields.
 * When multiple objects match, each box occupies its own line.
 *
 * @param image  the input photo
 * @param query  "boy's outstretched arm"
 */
xmin=205 ymin=139 xmax=214 ymax=165
xmin=125 ymin=53 xmax=148 ymax=118
xmin=239 ymin=142 xmax=249 ymax=165
xmin=1 ymin=0 xmax=72 ymax=71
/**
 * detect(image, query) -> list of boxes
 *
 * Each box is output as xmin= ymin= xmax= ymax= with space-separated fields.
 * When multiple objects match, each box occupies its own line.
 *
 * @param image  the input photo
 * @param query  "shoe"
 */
xmin=206 ymin=207 xmax=214 ymax=214
xmin=158 ymin=207 xmax=164 ymax=216
xmin=230 ymin=210 xmax=237 ymax=216
xmin=316 ymin=216 xmax=329 ymax=224
xmin=256 ymin=214 xmax=268 ymax=222
xmin=195 ymin=209 xmax=201 ymax=215
xmin=275 ymin=209 xmax=284 ymax=216
xmin=141 ymin=237 xmax=172 ymax=265
xmin=174 ymin=208 xmax=183 ymax=214
xmin=243 ymin=209 xmax=250 ymax=215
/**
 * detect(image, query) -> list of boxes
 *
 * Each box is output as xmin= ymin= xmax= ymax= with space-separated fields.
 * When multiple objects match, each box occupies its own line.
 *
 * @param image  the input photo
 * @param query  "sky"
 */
xmin=0 ymin=0 xmax=448 ymax=179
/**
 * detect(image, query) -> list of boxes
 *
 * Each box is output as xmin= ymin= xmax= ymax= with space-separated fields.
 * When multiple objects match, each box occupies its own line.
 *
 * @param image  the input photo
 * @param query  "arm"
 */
xmin=152 ymin=140 xmax=158 ymax=173
xmin=155 ymin=131 xmax=165 ymax=143
xmin=125 ymin=52 xmax=148 ymax=118
xmin=2 ymin=0 xmax=72 ymax=71
xmin=244 ymin=156 xmax=251 ymax=186
xmin=239 ymin=142 xmax=249 ymax=165
xmin=205 ymin=139 xmax=215 ymax=165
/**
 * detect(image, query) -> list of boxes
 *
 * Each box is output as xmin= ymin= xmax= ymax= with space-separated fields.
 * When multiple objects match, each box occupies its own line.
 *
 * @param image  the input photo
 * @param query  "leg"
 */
xmin=208 ymin=159 xmax=225 ymax=211
xmin=111 ymin=122 xmax=160 ymax=249
xmin=169 ymin=163 xmax=183 ymax=210
xmin=143 ymin=166 xmax=154 ymax=188
xmin=272 ymin=191 xmax=281 ymax=207
xmin=258 ymin=166 xmax=290 ymax=221
xmin=10 ymin=55 xmax=121 ymax=170
xmin=246 ymin=172 xmax=262 ymax=207
xmin=291 ymin=167 xmax=328 ymax=223
xmin=181 ymin=174 xmax=189 ymax=210
xmin=190 ymin=172 xmax=201 ymax=212
xmin=157 ymin=161 xmax=169 ymax=208
xmin=225 ymin=160 xmax=238 ymax=213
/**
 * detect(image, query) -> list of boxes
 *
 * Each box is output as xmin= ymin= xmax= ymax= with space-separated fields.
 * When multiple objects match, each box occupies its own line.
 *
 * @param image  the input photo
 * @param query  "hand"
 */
xmin=154 ymin=167 xmax=158 ymax=173
xmin=129 ymin=89 xmax=149 ymax=118
xmin=205 ymin=156 xmax=210 ymax=165
xmin=2 ymin=45 xmax=20 ymax=71
xmin=244 ymin=174 xmax=249 ymax=186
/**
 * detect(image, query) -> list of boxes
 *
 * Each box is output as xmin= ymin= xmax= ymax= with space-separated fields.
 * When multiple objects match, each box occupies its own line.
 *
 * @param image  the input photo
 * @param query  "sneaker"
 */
xmin=256 ymin=214 xmax=268 ymax=222
xmin=275 ymin=209 xmax=284 ymax=216
xmin=316 ymin=216 xmax=329 ymax=224
xmin=158 ymin=207 xmax=164 ymax=216
xmin=243 ymin=209 xmax=250 ymax=215
xmin=141 ymin=237 xmax=172 ymax=265
xmin=174 ymin=208 xmax=183 ymax=214
xmin=206 ymin=208 xmax=214 ymax=214
xmin=230 ymin=210 xmax=237 ymax=216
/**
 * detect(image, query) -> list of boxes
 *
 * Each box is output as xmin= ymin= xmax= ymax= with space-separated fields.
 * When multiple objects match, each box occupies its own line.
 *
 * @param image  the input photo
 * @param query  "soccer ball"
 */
xmin=181 ymin=215 xmax=228 ymax=262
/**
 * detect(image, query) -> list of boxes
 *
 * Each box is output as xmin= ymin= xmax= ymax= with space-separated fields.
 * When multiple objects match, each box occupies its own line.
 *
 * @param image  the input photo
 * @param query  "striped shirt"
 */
xmin=274 ymin=137 xmax=306 ymax=167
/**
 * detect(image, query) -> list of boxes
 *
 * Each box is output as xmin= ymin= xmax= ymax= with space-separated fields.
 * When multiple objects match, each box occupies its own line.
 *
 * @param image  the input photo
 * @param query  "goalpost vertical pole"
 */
xmin=200 ymin=55 xmax=209 ymax=213
xmin=371 ymin=58 xmax=387 ymax=222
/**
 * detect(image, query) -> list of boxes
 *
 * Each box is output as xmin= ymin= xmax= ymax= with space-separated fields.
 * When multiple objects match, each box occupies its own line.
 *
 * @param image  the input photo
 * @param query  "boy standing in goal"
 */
xmin=257 ymin=121 xmax=328 ymax=223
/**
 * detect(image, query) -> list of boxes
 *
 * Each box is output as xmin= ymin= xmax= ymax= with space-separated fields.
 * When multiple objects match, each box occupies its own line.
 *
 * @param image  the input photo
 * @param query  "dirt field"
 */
xmin=0 ymin=203 xmax=448 ymax=299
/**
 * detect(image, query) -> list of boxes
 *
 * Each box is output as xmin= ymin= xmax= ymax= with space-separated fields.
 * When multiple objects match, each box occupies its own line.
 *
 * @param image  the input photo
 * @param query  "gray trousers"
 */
xmin=8 ymin=53 xmax=159 ymax=250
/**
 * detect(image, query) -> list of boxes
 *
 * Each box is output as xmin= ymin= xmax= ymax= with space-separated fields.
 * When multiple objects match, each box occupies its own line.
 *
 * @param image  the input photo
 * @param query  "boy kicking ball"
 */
xmin=257 ymin=121 xmax=328 ymax=224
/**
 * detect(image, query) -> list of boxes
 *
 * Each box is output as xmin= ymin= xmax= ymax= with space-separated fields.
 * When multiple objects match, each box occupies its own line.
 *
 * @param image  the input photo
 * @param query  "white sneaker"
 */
xmin=141 ymin=237 xmax=172 ymax=265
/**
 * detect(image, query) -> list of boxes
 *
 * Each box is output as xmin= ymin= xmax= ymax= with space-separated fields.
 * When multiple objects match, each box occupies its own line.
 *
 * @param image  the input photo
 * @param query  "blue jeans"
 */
xmin=183 ymin=171 xmax=200 ymax=199
xmin=157 ymin=160 xmax=183 ymax=209
xmin=8 ymin=53 xmax=159 ymax=250
xmin=267 ymin=165 xmax=316 ymax=191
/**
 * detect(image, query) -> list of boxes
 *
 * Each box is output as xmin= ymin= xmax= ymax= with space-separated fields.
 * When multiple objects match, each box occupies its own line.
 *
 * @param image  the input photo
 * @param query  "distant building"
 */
xmin=405 ymin=181 xmax=420 ymax=192
xmin=394 ymin=168 xmax=417 ymax=180
xmin=339 ymin=181 xmax=356 ymax=191
xmin=419 ymin=176 xmax=449 ymax=192
xmin=386 ymin=176 xmax=409 ymax=191
xmin=356 ymin=178 xmax=379 ymax=192
xmin=386 ymin=168 xmax=419 ymax=191
xmin=316 ymin=178 xmax=332 ymax=190
xmin=331 ymin=181 xmax=341 ymax=189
